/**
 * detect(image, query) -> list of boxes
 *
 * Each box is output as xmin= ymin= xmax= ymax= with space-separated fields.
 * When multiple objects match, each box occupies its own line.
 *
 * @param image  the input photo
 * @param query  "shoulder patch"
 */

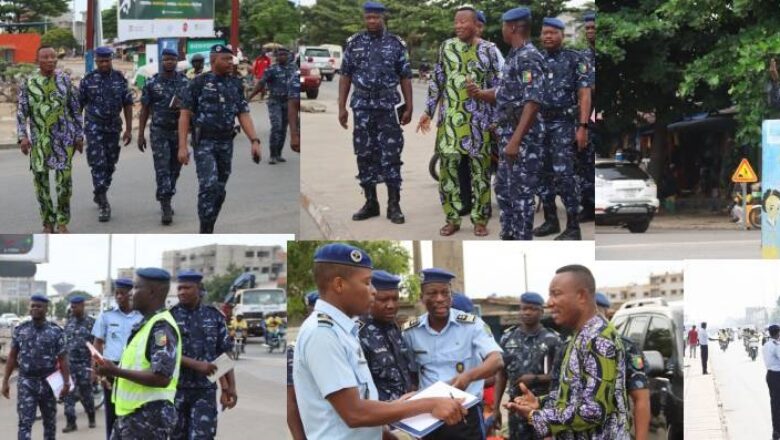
xmin=456 ymin=313 xmax=476 ymax=324
xmin=154 ymin=329 xmax=168 ymax=347
xmin=402 ymin=317 xmax=420 ymax=331
xmin=317 ymin=312 xmax=334 ymax=327
xmin=631 ymin=354 xmax=645 ymax=370
xmin=503 ymin=325 xmax=517 ymax=334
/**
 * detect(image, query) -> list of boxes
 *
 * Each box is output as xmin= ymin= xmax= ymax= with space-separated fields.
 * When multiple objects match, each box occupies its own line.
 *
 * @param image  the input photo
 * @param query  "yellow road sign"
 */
xmin=731 ymin=158 xmax=758 ymax=183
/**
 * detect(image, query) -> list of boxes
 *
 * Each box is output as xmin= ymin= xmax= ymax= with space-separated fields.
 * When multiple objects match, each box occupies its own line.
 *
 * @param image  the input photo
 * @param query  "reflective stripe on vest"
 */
xmin=113 ymin=310 xmax=181 ymax=416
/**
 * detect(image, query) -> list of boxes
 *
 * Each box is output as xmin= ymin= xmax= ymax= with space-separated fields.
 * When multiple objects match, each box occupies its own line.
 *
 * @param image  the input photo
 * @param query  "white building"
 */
xmin=600 ymin=271 xmax=684 ymax=306
xmin=162 ymin=244 xmax=286 ymax=283
xmin=0 ymin=277 xmax=47 ymax=302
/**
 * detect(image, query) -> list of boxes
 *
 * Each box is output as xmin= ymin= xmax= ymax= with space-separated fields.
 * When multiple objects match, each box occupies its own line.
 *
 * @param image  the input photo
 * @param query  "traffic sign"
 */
xmin=732 ymin=158 xmax=758 ymax=183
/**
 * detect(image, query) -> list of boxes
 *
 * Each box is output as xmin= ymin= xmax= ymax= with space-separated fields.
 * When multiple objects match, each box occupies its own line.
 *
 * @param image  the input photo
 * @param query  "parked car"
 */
xmin=300 ymin=46 xmax=335 ymax=81
xmin=0 ymin=313 xmax=21 ymax=327
xmin=319 ymin=44 xmax=343 ymax=72
xmin=299 ymin=61 xmax=321 ymax=100
xmin=612 ymin=298 xmax=684 ymax=440
xmin=595 ymin=159 xmax=659 ymax=233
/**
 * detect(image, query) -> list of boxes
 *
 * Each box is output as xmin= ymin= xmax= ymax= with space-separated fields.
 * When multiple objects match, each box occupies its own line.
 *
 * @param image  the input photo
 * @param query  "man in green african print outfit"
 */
xmin=418 ymin=6 xmax=502 ymax=237
xmin=16 ymin=46 xmax=84 ymax=233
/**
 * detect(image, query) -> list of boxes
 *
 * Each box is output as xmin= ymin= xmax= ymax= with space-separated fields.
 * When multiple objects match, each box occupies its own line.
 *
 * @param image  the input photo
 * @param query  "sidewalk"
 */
xmin=684 ymin=357 xmax=728 ymax=440
xmin=651 ymin=211 xmax=753 ymax=231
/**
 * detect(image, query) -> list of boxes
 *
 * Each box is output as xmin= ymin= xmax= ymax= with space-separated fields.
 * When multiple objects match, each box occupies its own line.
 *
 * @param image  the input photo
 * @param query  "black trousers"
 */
xmin=424 ymin=404 xmax=485 ymax=440
xmin=768 ymin=371 xmax=780 ymax=439
xmin=104 ymin=385 xmax=116 ymax=439
xmin=701 ymin=344 xmax=709 ymax=374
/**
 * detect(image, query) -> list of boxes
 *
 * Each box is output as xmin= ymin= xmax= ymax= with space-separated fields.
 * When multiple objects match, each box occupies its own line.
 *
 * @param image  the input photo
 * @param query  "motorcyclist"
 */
xmin=264 ymin=313 xmax=284 ymax=346
xmin=228 ymin=314 xmax=248 ymax=353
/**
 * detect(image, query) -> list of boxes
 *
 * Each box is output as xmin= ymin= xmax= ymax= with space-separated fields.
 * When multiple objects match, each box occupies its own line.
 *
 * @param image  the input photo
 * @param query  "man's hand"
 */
xmin=771 ymin=58 xmax=779 ymax=83
xmin=196 ymin=360 xmax=218 ymax=376
xmin=138 ymin=136 xmax=147 ymax=152
xmin=291 ymin=131 xmax=300 ymax=153
xmin=575 ymin=126 xmax=588 ymax=151
xmin=95 ymin=358 xmax=119 ymax=377
xmin=449 ymin=372 xmax=472 ymax=391
xmin=515 ymin=382 xmax=540 ymax=410
xmin=220 ymin=388 xmax=237 ymax=409
xmin=122 ymin=130 xmax=132 ymax=146
xmin=2 ymin=381 xmax=9 ymax=399
xmin=398 ymin=391 xmax=417 ymax=401
xmin=178 ymin=147 xmax=190 ymax=165
xmin=251 ymin=140 xmax=262 ymax=164
xmin=400 ymin=108 xmax=413 ymax=126
xmin=338 ymin=107 xmax=349 ymax=129
xmin=430 ymin=397 xmax=467 ymax=425
xmin=417 ymin=113 xmax=432 ymax=134
xmin=465 ymin=78 xmax=481 ymax=99
xmin=74 ymin=138 xmax=84 ymax=154
xmin=504 ymin=140 xmax=521 ymax=165
xmin=19 ymin=138 xmax=31 ymax=155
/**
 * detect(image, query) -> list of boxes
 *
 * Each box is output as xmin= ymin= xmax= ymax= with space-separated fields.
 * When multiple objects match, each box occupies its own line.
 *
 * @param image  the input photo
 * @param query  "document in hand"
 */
xmin=390 ymin=381 xmax=479 ymax=437
xmin=86 ymin=341 xmax=104 ymax=361
xmin=46 ymin=370 xmax=75 ymax=396
xmin=207 ymin=353 xmax=235 ymax=383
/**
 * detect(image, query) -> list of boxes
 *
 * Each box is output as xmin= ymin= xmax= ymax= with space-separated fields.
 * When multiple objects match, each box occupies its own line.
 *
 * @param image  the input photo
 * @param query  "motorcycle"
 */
xmin=719 ymin=338 xmax=729 ymax=352
xmin=266 ymin=327 xmax=287 ymax=354
xmin=749 ymin=336 xmax=760 ymax=361
xmin=233 ymin=329 xmax=244 ymax=361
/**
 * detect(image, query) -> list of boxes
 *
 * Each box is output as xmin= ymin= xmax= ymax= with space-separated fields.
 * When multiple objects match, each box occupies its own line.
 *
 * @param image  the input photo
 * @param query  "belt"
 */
xmin=200 ymin=128 xmax=234 ymax=141
xmin=353 ymin=87 xmax=397 ymax=100
xmin=19 ymin=369 xmax=56 ymax=378
xmin=540 ymin=108 xmax=575 ymax=120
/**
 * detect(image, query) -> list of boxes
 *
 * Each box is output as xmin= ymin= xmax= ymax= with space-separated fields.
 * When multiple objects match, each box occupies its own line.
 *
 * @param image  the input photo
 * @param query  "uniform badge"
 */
xmin=350 ymin=250 xmax=363 ymax=263
xmin=456 ymin=362 xmax=464 ymax=373
xmin=522 ymin=70 xmax=533 ymax=83
xmin=154 ymin=330 xmax=168 ymax=347
xmin=456 ymin=313 xmax=476 ymax=324
xmin=631 ymin=355 xmax=644 ymax=370
xmin=402 ymin=317 xmax=420 ymax=331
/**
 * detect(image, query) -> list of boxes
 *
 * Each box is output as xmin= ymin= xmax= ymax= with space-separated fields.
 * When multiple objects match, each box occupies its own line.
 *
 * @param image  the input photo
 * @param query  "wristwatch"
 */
xmin=577 ymin=122 xmax=589 ymax=129
xmin=250 ymin=138 xmax=261 ymax=145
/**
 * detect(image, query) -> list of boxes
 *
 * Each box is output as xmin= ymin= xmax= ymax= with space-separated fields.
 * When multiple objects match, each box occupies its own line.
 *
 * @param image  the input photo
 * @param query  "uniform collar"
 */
xmin=421 ymin=308 xmax=461 ymax=333
xmin=314 ymin=299 xmax=358 ymax=336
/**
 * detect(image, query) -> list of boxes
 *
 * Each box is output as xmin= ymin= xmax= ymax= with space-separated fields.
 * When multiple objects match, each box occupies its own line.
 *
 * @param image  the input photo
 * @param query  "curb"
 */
xmin=300 ymin=182 xmax=353 ymax=239
xmin=0 ymin=143 xmax=17 ymax=151
xmin=711 ymin=371 xmax=730 ymax=439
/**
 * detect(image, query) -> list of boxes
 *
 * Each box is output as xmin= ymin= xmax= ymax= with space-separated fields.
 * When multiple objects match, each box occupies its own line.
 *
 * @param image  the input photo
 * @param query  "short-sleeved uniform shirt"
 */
xmin=170 ymin=303 xmax=232 ymax=388
xmin=124 ymin=309 xmax=180 ymax=379
xmin=496 ymin=43 xmax=545 ymax=137
xmin=500 ymin=325 xmax=561 ymax=398
xmin=141 ymin=71 xmax=189 ymax=129
xmin=92 ymin=307 xmax=144 ymax=362
xmin=178 ymin=72 xmax=250 ymax=134
xmin=79 ymin=69 xmax=134 ymax=132
xmin=542 ymin=48 xmax=592 ymax=111
xmin=12 ymin=320 xmax=66 ymax=377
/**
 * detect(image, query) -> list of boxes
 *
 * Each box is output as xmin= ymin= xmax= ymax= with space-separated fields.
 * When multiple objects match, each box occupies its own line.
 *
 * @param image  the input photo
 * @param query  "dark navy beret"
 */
xmin=211 ymin=44 xmax=233 ymax=55
xmin=313 ymin=243 xmax=373 ymax=268
xmin=451 ymin=293 xmax=474 ymax=313
xmin=595 ymin=292 xmax=611 ymax=308
xmin=306 ymin=291 xmax=320 ymax=306
xmin=543 ymin=17 xmax=565 ymax=30
xmin=476 ymin=11 xmax=486 ymax=24
xmin=114 ymin=278 xmax=134 ymax=289
xmin=372 ymin=270 xmax=401 ymax=290
xmin=177 ymin=269 xmax=203 ymax=283
xmin=583 ymin=12 xmax=596 ymax=23
xmin=30 ymin=294 xmax=50 ymax=303
xmin=161 ymin=48 xmax=178 ymax=57
xmin=363 ymin=1 xmax=385 ymax=13
xmin=770 ymin=324 xmax=780 ymax=334
xmin=502 ymin=7 xmax=531 ymax=22
xmin=520 ymin=292 xmax=544 ymax=306
xmin=421 ymin=268 xmax=455 ymax=285
xmin=95 ymin=46 xmax=113 ymax=58
xmin=69 ymin=295 xmax=85 ymax=304
xmin=136 ymin=267 xmax=171 ymax=281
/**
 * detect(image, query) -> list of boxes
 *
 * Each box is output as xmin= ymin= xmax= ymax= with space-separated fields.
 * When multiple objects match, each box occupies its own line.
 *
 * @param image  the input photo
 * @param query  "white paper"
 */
xmin=46 ymin=370 xmax=75 ymax=396
xmin=207 ymin=353 xmax=235 ymax=383
xmin=86 ymin=341 xmax=103 ymax=361
xmin=394 ymin=381 xmax=478 ymax=434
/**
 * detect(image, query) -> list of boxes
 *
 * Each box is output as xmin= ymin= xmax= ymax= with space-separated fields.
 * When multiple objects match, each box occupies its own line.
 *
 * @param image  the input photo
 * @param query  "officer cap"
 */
xmin=421 ymin=268 xmax=455 ymax=285
xmin=30 ymin=294 xmax=50 ymax=303
xmin=177 ymin=269 xmax=203 ymax=283
xmin=520 ymin=292 xmax=544 ymax=306
xmin=69 ymin=295 xmax=85 ymax=304
xmin=595 ymin=292 xmax=611 ymax=308
xmin=543 ymin=17 xmax=566 ymax=30
xmin=306 ymin=291 xmax=320 ymax=306
xmin=313 ymin=243 xmax=373 ymax=268
xmin=114 ymin=278 xmax=134 ymax=289
xmin=95 ymin=46 xmax=113 ymax=58
xmin=210 ymin=44 xmax=234 ymax=55
xmin=161 ymin=48 xmax=178 ymax=57
xmin=191 ymin=53 xmax=205 ymax=61
xmin=476 ymin=10 xmax=486 ymax=24
xmin=136 ymin=267 xmax=171 ymax=281
xmin=452 ymin=293 xmax=475 ymax=313
xmin=583 ymin=12 xmax=596 ymax=23
xmin=502 ymin=7 xmax=531 ymax=22
xmin=372 ymin=270 xmax=401 ymax=291
xmin=275 ymin=47 xmax=291 ymax=55
xmin=363 ymin=1 xmax=386 ymax=13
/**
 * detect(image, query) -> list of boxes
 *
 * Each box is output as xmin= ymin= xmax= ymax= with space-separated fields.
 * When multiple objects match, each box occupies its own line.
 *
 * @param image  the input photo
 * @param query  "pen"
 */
xmin=449 ymin=392 xmax=467 ymax=425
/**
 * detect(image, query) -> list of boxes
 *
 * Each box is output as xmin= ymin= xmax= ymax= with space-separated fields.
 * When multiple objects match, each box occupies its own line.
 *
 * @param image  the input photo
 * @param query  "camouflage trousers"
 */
xmin=268 ymin=98 xmax=289 ymax=158
xmin=151 ymin=128 xmax=183 ymax=202
xmin=63 ymin=364 xmax=95 ymax=423
xmin=352 ymin=108 xmax=404 ymax=188
xmin=539 ymin=119 xmax=580 ymax=229
xmin=32 ymin=167 xmax=72 ymax=227
xmin=171 ymin=387 xmax=218 ymax=440
xmin=110 ymin=400 xmax=177 ymax=440
xmin=194 ymin=139 xmax=233 ymax=224
xmin=86 ymin=129 xmax=121 ymax=196
xmin=577 ymin=135 xmax=595 ymax=208
xmin=17 ymin=376 xmax=57 ymax=440
xmin=439 ymin=153 xmax=491 ymax=226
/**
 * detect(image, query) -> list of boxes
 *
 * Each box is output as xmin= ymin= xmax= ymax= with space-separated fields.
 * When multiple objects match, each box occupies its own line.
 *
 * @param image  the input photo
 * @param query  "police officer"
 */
xmin=294 ymin=243 xmax=466 ymax=439
xmin=494 ymin=292 xmax=561 ymax=440
xmin=79 ymin=46 xmax=134 ymax=223
xmin=339 ymin=1 xmax=413 ymax=224
xmin=358 ymin=270 xmax=415 ymax=401
xmin=92 ymin=277 xmax=143 ymax=439
xmin=249 ymin=47 xmax=296 ymax=164
xmin=467 ymin=7 xmax=545 ymax=240
xmin=178 ymin=44 xmax=263 ymax=233
xmin=2 ymin=294 xmax=70 ymax=440
xmin=764 ymin=324 xmax=780 ymax=440
xmin=94 ymin=268 xmax=181 ymax=440
xmin=402 ymin=268 xmax=504 ymax=439
xmin=138 ymin=48 xmax=189 ymax=225
xmin=63 ymin=295 xmax=97 ymax=433
xmin=578 ymin=12 xmax=596 ymax=222
xmin=186 ymin=54 xmax=206 ymax=79
xmin=169 ymin=270 xmax=236 ymax=440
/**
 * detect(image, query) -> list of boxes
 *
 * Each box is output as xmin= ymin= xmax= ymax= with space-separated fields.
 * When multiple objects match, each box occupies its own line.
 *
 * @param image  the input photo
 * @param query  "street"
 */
xmin=596 ymin=228 xmax=761 ymax=259
xmin=0 ymin=338 xmax=286 ymax=439
xmin=300 ymin=78 xmax=595 ymax=240
xmin=0 ymin=99 xmax=299 ymax=234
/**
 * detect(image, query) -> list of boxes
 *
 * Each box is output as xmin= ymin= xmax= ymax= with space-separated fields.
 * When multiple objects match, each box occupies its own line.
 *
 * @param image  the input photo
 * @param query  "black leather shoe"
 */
xmin=199 ymin=221 xmax=215 ymax=233
xmin=88 ymin=413 xmax=96 ymax=428
xmin=62 ymin=422 xmax=77 ymax=433
xmin=554 ymin=227 xmax=582 ymax=240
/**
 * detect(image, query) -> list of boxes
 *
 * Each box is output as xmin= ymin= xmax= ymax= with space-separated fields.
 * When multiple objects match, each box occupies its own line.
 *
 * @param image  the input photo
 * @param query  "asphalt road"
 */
xmin=1 ymin=101 xmax=299 ymax=234
xmin=595 ymin=228 xmax=761 ymax=259
xmin=0 ymin=337 xmax=286 ymax=439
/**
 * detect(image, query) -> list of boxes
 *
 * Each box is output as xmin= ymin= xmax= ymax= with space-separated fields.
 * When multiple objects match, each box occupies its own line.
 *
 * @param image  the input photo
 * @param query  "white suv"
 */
xmin=595 ymin=159 xmax=659 ymax=233
xmin=301 ymin=47 xmax=335 ymax=81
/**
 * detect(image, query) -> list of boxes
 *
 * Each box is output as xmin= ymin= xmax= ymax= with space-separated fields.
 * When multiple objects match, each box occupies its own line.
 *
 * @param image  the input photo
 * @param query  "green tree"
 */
xmin=0 ymin=0 xmax=69 ymax=33
xmin=54 ymin=299 xmax=67 ymax=319
xmin=102 ymin=4 xmax=117 ymax=41
xmin=203 ymin=264 xmax=246 ymax=304
xmin=65 ymin=290 xmax=93 ymax=301
xmin=240 ymin=0 xmax=300 ymax=56
xmin=40 ymin=27 xmax=77 ymax=50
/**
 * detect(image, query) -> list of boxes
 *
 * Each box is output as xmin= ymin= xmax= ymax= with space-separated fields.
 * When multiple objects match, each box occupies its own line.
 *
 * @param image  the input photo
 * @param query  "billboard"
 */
xmin=118 ymin=0 xmax=215 ymax=41
xmin=0 ymin=234 xmax=48 ymax=263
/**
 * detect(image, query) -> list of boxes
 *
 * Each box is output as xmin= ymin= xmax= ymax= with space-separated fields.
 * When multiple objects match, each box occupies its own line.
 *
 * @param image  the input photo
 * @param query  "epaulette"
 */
xmin=317 ymin=312 xmax=334 ymax=327
xmin=390 ymin=33 xmax=407 ymax=48
xmin=346 ymin=32 xmax=362 ymax=45
xmin=456 ymin=313 xmax=476 ymax=324
xmin=503 ymin=325 xmax=517 ymax=334
xmin=402 ymin=317 xmax=420 ymax=331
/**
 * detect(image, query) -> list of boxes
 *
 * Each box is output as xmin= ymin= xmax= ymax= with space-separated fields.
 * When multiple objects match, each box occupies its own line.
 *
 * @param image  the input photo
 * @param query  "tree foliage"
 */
xmin=102 ymin=4 xmax=117 ymax=41
xmin=239 ymin=0 xmax=300 ymax=57
xmin=40 ymin=27 xmax=77 ymax=50
xmin=0 ymin=0 xmax=69 ymax=33
xmin=203 ymin=264 xmax=245 ymax=304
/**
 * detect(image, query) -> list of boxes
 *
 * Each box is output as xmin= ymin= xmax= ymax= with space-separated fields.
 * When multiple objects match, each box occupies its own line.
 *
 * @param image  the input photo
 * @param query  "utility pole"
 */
xmin=85 ymin=0 xmax=94 ymax=73
xmin=431 ymin=241 xmax=464 ymax=293
xmin=230 ymin=0 xmax=239 ymax=53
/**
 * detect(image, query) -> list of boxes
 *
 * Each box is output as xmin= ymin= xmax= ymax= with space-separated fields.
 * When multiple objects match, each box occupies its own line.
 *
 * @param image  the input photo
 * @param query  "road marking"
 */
xmin=597 ymin=239 xmax=756 ymax=249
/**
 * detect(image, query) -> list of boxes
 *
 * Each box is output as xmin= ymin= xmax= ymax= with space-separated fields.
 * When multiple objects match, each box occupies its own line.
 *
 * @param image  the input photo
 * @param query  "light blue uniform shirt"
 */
xmin=402 ymin=308 xmax=502 ymax=399
xmin=91 ymin=307 xmax=143 ymax=362
xmin=293 ymin=299 xmax=381 ymax=440
xmin=764 ymin=338 xmax=780 ymax=371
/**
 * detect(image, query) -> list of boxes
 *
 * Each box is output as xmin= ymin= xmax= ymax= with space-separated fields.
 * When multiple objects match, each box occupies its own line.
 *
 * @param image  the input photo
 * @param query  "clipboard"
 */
xmin=395 ymin=102 xmax=407 ymax=125
xmin=390 ymin=381 xmax=479 ymax=437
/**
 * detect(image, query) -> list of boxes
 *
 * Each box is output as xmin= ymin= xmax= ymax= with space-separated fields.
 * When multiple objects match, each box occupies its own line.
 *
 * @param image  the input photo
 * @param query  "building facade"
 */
xmin=162 ymin=245 xmax=287 ymax=282
xmin=600 ymin=271 xmax=684 ymax=306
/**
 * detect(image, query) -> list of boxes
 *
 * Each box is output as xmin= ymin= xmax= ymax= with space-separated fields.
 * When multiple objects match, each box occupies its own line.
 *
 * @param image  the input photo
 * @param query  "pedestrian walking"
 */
xmin=764 ymin=324 xmax=780 ymax=440
xmin=688 ymin=325 xmax=699 ymax=359
xmin=700 ymin=322 xmax=709 ymax=374
xmin=62 ymin=295 xmax=97 ymax=433
xmin=249 ymin=48 xmax=296 ymax=164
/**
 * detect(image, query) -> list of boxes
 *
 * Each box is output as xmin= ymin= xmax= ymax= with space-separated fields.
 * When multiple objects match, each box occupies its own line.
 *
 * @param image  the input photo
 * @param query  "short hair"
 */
xmin=701 ymin=322 xmax=707 ymax=328
xmin=313 ymin=262 xmax=364 ymax=290
xmin=37 ymin=45 xmax=55 ymax=55
xmin=555 ymin=264 xmax=596 ymax=295
xmin=455 ymin=5 xmax=478 ymax=20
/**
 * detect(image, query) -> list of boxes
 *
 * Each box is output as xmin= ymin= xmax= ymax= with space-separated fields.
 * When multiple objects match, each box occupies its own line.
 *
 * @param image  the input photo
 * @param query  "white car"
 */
xmin=595 ymin=159 xmax=659 ymax=233
xmin=0 ymin=313 xmax=21 ymax=328
xmin=299 ymin=46 xmax=335 ymax=81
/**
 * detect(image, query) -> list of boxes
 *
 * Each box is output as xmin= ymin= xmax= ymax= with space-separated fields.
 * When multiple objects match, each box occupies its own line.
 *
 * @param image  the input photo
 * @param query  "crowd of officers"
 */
xmin=339 ymin=2 xmax=595 ymax=240
xmin=16 ymin=43 xmax=300 ymax=234
xmin=2 ymin=268 xmax=243 ymax=439
xmin=287 ymin=243 xmax=651 ymax=440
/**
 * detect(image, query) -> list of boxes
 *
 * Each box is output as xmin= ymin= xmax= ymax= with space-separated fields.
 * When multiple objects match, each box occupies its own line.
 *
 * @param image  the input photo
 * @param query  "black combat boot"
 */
xmin=554 ymin=227 xmax=582 ymax=240
xmin=199 ymin=220 xmax=215 ymax=233
xmin=352 ymin=185 xmax=380 ymax=221
xmin=62 ymin=421 xmax=77 ymax=433
xmin=161 ymin=199 xmax=173 ymax=225
xmin=97 ymin=193 xmax=111 ymax=222
xmin=533 ymin=202 xmax=560 ymax=237
xmin=88 ymin=413 xmax=96 ymax=428
xmin=579 ymin=200 xmax=595 ymax=222
xmin=386 ymin=187 xmax=405 ymax=224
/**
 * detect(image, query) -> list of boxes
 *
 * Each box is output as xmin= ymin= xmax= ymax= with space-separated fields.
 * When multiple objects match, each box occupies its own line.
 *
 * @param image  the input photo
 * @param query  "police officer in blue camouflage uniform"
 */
xmin=494 ymin=292 xmax=561 ymax=440
xmin=339 ymin=1 xmax=414 ymax=224
xmin=63 ymin=295 xmax=97 ymax=433
xmin=138 ymin=47 xmax=189 ymax=225
xmin=2 ymin=294 xmax=70 ymax=440
xmin=578 ymin=12 xmax=596 ymax=222
xmin=169 ymin=270 xmax=237 ymax=440
xmin=532 ymin=17 xmax=592 ymax=241
xmin=178 ymin=44 xmax=263 ymax=233
xmin=249 ymin=47 xmax=296 ymax=164
xmin=358 ymin=270 xmax=415 ymax=401
xmin=468 ymin=7 xmax=545 ymax=240
xmin=79 ymin=46 xmax=134 ymax=223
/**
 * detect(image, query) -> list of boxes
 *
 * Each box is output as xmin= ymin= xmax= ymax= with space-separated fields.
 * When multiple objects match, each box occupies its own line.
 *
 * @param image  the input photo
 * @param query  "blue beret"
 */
xmin=421 ymin=268 xmax=455 ymax=285
xmin=502 ymin=7 xmax=531 ymax=22
xmin=476 ymin=11 xmax=486 ymax=24
xmin=451 ymin=293 xmax=474 ymax=313
xmin=595 ymin=292 xmax=611 ymax=308
xmin=520 ymin=292 xmax=544 ymax=306
xmin=30 ymin=294 xmax=49 ymax=303
xmin=136 ymin=267 xmax=171 ymax=281
xmin=583 ymin=12 xmax=596 ymax=23
xmin=161 ymin=48 xmax=178 ymax=57
xmin=543 ymin=17 xmax=566 ymax=30
xmin=363 ymin=1 xmax=385 ymax=13
xmin=95 ymin=46 xmax=113 ymax=58
xmin=69 ymin=295 xmax=85 ymax=304
xmin=177 ymin=269 xmax=203 ymax=283
xmin=313 ymin=243 xmax=373 ymax=268
xmin=114 ymin=278 xmax=133 ymax=289
xmin=210 ymin=44 xmax=233 ymax=55
xmin=372 ymin=270 xmax=401 ymax=290
xmin=306 ymin=291 xmax=319 ymax=306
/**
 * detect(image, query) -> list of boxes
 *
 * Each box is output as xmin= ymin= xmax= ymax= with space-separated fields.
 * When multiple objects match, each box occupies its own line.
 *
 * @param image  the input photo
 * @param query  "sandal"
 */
xmin=474 ymin=224 xmax=489 ymax=237
xmin=439 ymin=223 xmax=460 ymax=236
xmin=42 ymin=224 xmax=54 ymax=233
xmin=56 ymin=225 xmax=69 ymax=234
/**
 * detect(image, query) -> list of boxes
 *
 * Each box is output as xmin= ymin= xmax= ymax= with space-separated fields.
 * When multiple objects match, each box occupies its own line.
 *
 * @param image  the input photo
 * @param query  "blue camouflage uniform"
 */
xmin=63 ymin=303 xmax=97 ymax=427
xmin=11 ymin=311 xmax=66 ymax=440
xmin=287 ymin=343 xmax=295 ymax=386
xmin=259 ymin=56 xmax=296 ymax=160
xmin=179 ymin=45 xmax=251 ymax=229
xmin=79 ymin=50 xmax=133 ymax=197
xmin=141 ymin=70 xmax=189 ymax=202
